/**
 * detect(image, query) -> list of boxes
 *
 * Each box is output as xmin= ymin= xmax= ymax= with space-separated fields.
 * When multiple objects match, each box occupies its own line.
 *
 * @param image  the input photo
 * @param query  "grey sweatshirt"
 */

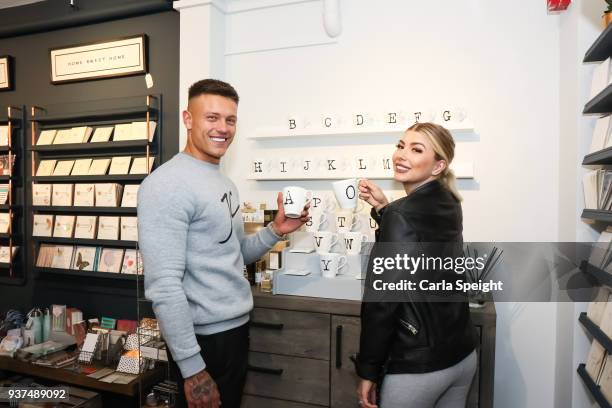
xmin=138 ymin=152 xmax=280 ymax=378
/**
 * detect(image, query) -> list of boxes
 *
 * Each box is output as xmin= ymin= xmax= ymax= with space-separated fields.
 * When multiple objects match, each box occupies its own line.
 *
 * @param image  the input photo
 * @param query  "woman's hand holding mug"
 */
xmin=358 ymin=179 xmax=388 ymax=211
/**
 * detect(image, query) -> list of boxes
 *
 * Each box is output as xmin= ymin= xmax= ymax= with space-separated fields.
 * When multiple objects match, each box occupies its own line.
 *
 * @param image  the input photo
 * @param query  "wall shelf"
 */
xmin=32 ymin=206 xmax=136 ymax=214
xmin=32 ymin=175 xmax=146 ymax=183
xmin=248 ymin=123 xmax=475 ymax=140
xmin=579 ymin=312 xmax=612 ymax=353
xmin=582 ymin=209 xmax=612 ymax=223
xmin=34 ymin=267 xmax=138 ymax=281
xmin=584 ymin=147 xmax=612 ymax=165
xmin=580 ymin=260 xmax=612 ymax=288
xmin=578 ymin=363 xmax=612 ymax=408
xmin=31 ymin=106 xmax=159 ymax=125
xmin=30 ymin=139 xmax=152 ymax=153
xmin=584 ymin=83 xmax=612 ymax=115
xmin=585 ymin=23 xmax=612 ymax=63
xmin=32 ymin=236 xmax=137 ymax=248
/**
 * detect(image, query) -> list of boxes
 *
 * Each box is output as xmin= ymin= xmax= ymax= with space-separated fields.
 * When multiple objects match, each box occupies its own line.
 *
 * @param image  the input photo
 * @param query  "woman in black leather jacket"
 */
xmin=355 ymin=122 xmax=478 ymax=408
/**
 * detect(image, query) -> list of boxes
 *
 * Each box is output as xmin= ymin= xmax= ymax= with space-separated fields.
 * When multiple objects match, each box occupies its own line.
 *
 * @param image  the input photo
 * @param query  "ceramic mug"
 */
xmin=313 ymin=231 xmax=339 ymax=254
xmin=335 ymin=211 xmax=362 ymax=233
xmin=319 ymin=252 xmax=348 ymax=278
xmin=282 ymin=186 xmax=312 ymax=218
xmin=332 ymin=178 xmax=361 ymax=210
xmin=343 ymin=232 xmax=367 ymax=255
xmin=305 ymin=210 xmax=329 ymax=233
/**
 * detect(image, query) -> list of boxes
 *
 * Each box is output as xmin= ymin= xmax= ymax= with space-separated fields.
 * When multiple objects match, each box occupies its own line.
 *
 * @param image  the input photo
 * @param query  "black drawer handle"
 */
xmin=247 ymin=364 xmax=284 ymax=376
xmin=251 ymin=321 xmax=284 ymax=330
xmin=336 ymin=325 xmax=343 ymax=368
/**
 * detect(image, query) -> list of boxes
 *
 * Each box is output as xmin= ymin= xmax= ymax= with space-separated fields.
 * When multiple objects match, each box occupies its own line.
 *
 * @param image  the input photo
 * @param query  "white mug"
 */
xmin=335 ymin=211 xmax=362 ymax=233
xmin=319 ymin=252 xmax=348 ymax=278
xmin=332 ymin=178 xmax=360 ymax=210
xmin=313 ymin=231 xmax=339 ymax=254
xmin=282 ymin=186 xmax=312 ymax=218
xmin=305 ymin=211 xmax=329 ymax=233
xmin=343 ymin=232 xmax=367 ymax=255
xmin=311 ymin=193 xmax=336 ymax=212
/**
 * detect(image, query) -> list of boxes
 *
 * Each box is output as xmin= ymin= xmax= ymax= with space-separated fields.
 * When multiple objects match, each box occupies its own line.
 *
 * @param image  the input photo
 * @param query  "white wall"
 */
xmin=177 ymin=1 xmax=567 ymax=406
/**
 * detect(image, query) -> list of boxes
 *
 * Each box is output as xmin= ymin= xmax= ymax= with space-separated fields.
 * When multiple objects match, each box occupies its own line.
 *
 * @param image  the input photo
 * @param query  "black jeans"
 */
xmin=168 ymin=322 xmax=249 ymax=408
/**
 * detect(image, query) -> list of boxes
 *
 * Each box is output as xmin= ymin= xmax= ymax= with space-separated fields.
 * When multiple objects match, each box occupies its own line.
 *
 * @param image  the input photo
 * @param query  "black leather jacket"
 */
xmin=356 ymin=179 xmax=478 ymax=381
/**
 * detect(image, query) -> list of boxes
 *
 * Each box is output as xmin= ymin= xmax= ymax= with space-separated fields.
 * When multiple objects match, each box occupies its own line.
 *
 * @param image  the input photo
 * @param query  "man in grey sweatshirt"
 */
xmin=138 ymin=79 xmax=308 ymax=408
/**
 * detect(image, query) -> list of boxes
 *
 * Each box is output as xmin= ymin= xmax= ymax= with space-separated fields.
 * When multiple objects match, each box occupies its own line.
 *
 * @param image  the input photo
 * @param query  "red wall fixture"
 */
xmin=547 ymin=0 xmax=571 ymax=12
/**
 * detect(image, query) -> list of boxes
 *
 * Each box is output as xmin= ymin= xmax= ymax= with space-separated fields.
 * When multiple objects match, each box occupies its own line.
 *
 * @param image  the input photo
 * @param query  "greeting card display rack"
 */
xmin=0 ymin=105 xmax=25 ymax=284
xmin=28 ymin=95 xmax=161 ymax=281
xmin=579 ymin=21 xmax=612 ymax=408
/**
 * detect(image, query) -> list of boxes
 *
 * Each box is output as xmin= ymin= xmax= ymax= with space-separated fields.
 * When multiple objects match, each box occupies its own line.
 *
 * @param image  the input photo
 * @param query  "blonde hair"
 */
xmin=407 ymin=122 xmax=462 ymax=202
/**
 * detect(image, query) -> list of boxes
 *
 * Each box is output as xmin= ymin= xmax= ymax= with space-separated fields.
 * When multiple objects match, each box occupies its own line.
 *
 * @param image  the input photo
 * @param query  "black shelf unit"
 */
xmin=0 ymin=105 xmax=26 ymax=283
xmin=585 ymin=23 xmax=612 ymax=63
xmin=28 ymin=95 xmax=161 ymax=280
xmin=579 ymin=312 xmax=612 ymax=353
xmin=34 ymin=267 xmax=139 ymax=281
xmin=584 ymin=147 xmax=612 ymax=165
xmin=32 ymin=236 xmax=138 ymax=248
xmin=32 ymin=206 xmax=136 ymax=214
xmin=578 ymin=364 xmax=612 ymax=408
xmin=582 ymin=209 xmax=612 ymax=223
xmin=582 ymin=26 xmax=612 ymax=407
xmin=32 ymin=175 xmax=147 ymax=183
xmin=581 ymin=261 xmax=612 ymax=288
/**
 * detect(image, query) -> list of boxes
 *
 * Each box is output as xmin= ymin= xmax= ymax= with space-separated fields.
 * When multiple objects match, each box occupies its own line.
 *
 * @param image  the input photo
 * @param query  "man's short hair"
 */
xmin=188 ymin=79 xmax=239 ymax=104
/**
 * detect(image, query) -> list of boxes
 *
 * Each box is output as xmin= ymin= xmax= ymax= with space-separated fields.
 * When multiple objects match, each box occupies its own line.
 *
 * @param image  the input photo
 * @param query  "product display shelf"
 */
xmin=578 ymin=364 xmax=612 ymax=408
xmin=32 ymin=205 xmax=136 ymax=214
xmin=31 ymin=236 xmax=138 ymax=248
xmin=582 ymin=29 xmax=612 ymax=408
xmin=29 ymin=95 xmax=162 ymax=280
xmin=0 ymin=105 xmax=25 ymax=281
xmin=583 ymin=146 xmax=612 ymax=165
xmin=32 ymin=175 xmax=147 ymax=183
xmin=584 ymin=83 xmax=612 ymax=115
xmin=34 ymin=266 xmax=139 ymax=281
xmin=585 ymin=23 xmax=612 ymax=63
xmin=582 ymin=209 xmax=612 ymax=224
xmin=581 ymin=260 xmax=612 ymax=288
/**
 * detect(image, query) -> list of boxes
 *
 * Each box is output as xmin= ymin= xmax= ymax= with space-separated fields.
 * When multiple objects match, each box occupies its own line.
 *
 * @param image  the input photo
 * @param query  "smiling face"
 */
xmin=392 ymin=129 xmax=447 ymax=190
xmin=182 ymin=94 xmax=238 ymax=164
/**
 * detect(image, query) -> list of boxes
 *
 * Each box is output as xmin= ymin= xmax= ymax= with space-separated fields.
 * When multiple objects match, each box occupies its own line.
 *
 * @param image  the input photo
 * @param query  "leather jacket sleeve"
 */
xmin=357 ymin=210 xmax=418 ymax=381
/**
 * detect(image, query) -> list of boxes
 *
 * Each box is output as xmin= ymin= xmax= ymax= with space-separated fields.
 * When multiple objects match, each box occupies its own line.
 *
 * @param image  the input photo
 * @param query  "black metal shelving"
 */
xmin=582 ymin=209 xmax=612 ymax=223
xmin=31 ymin=236 xmax=137 ymax=248
xmin=585 ymin=23 xmax=612 ymax=63
xmin=32 ymin=175 xmax=147 ymax=183
xmin=578 ymin=364 xmax=612 ymax=408
xmin=584 ymin=147 xmax=612 ymax=165
xmin=32 ymin=206 xmax=136 ymax=214
xmin=34 ymin=267 xmax=139 ymax=281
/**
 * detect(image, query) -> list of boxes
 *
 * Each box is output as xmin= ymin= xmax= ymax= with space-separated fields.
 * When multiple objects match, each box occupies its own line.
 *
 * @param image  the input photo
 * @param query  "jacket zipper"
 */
xmin=399 ymin=318 xmax=419 ymax=335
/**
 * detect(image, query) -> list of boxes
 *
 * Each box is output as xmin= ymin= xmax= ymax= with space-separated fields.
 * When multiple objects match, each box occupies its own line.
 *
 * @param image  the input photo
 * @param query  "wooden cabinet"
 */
xmin=244 ymin=289 xmax=496 ymax=408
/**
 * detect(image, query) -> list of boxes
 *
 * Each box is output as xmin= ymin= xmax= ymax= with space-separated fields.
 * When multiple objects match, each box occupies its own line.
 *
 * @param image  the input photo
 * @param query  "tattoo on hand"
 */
xmin=192 ymin=377 xmax=214 ymax=399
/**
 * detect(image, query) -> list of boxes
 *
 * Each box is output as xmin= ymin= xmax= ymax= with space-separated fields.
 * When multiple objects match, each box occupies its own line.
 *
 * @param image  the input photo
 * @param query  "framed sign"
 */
xmin=50 ymin=34 xmax=147 ymax=84
xmin=0 ymin=56 xmax=13 ymax=91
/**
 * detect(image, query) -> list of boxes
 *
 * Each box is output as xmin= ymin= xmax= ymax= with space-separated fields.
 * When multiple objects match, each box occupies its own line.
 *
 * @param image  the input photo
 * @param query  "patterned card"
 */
xmin=121 ymin=249 xmax=143 ymax=275
xmin=71 ymin=159 xmax=92 ymax=176
xmin=0 ymin=184 xmax=8 ymax=205
xmin=95 ymin=183 xmax=120 ymax=207
xmin=88 ymin=158 xmax=111 ymax=176
xmin=109 ymin=156 xmax=132 ymax=175
xmin=113 ymin=123 xmax=133 ymax=141
xmin=0 ymin=246 xmax=18 ymax=263
xmin=74 ymin=184 xmax=94 ymax=206
xmin=51 ymin=184 xmax=73 ymax=206
xmin=53 ymin=215 xmax=76 ymax=238
xmin=120 ymin=217 xmax=138 ymax=241
xmin=131 ymin=121 xmax=157 ymax=142
xmin=52 ymin=160 xmax=75 ymax=176
xmin=90 ymin=126 xmax=114 ymax=143
xmin=0 ymin=126 xmax=8 ymax=146
xmin=0 ymin=212 xmax=11 ymax=234
xmin=32 ymin=184 xmax=51 ymax=206
xmin=121 ymin=185 xmax=139 ymax=207
xmin=33 ymin=214 xmax=54 ymax=237
xmin=71 ymin=246 xmax=96 ymax=271
xmin=74 ymin=216 xmax=97 ymax=239
xmin=97 ymin=248 xmax=124 ymax=273
xmin=37 ymin=129 xmax=57 ymax=145
xmin=36 ymin=160 xmax=57 ymax=177
xmin=50 ymin=245 xmax=75 ymax=269
xmin=97 ymin=216 xmax=119 ymax=240
xmin=129 ymin=157 xmax=154 ymax=174
xmin=0 ymin=155 xmax=15 ymax=176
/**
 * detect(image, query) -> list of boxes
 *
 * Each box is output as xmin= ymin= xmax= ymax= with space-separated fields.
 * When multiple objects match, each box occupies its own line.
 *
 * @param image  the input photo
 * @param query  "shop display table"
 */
xmin=0 ymin=356 xmax=164 ymax=397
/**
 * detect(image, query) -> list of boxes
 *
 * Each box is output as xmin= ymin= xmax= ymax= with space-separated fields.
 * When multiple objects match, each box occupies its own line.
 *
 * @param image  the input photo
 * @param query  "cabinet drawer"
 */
xmin=244 ymin=351 xmax=330 ymax=406
xmin=250 ymin=307 xmax=330 ymax=360
xmin=241 ymin=395 xmax=319 ymax=408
